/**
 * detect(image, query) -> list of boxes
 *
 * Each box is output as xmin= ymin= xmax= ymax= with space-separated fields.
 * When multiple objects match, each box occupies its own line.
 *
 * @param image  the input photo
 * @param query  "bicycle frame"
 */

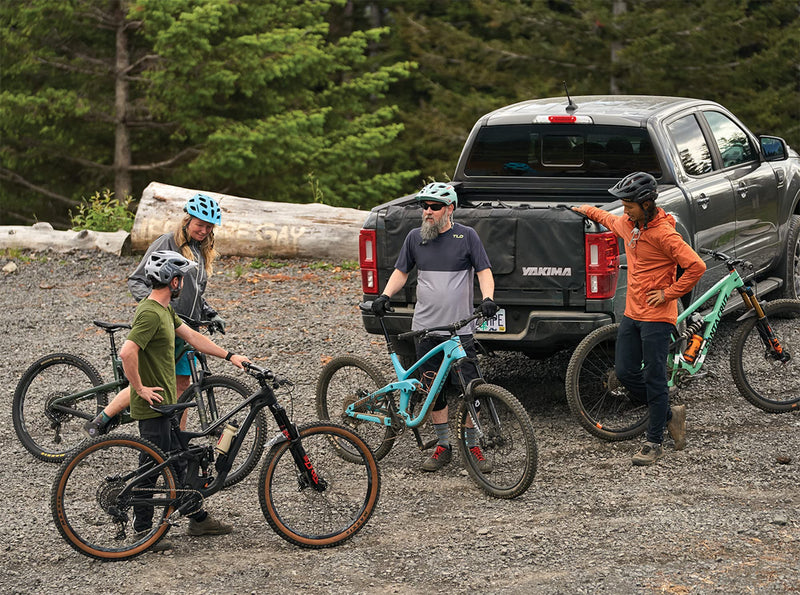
xmin=346 ymin=336 xmax=469 ymax=428
xmin=668 ymin=251 xmax=775 ymax=384
xmin=117 ymin=366 xmax=326 ymax=520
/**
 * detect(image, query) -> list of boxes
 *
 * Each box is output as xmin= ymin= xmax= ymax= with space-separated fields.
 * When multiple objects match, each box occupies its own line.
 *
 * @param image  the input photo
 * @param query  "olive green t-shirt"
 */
xmin=127 ymin=299 xmax=183 ymax=420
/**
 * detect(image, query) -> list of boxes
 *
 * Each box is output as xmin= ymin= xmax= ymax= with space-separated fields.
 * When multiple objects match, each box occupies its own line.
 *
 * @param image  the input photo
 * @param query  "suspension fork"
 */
xmin=739 ymin=287 xmax=788 ymax=361
xmin=269 ymin=402 xmax=328 ymax=492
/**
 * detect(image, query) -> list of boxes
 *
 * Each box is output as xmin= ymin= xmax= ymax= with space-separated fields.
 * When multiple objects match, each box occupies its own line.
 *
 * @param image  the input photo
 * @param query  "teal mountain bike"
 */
xmin=566 ymin=249 xmax=800 ymax=441
xmin=316 ymin=304 xmax=537 ymax=499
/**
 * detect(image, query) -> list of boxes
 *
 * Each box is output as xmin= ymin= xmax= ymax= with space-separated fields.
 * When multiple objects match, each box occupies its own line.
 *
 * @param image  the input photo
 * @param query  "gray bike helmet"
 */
xmin=144 ymin=250 xmax=197 ymax=285
xmin=416 ymin=182 xmax=458 ymax=207
xmin=608 ymin=172 xmax=658 ymax=204
xmin=184 ymin=193 xmax=221 ymax=225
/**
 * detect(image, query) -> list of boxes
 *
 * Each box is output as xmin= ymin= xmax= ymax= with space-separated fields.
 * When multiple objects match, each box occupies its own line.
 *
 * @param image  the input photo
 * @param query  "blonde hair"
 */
xmin=173 ymin=214 xmax=218 ymax=275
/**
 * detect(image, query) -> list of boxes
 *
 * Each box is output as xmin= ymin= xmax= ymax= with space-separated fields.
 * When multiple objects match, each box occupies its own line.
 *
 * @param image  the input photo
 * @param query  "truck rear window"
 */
xmin=463 ymin=124 xmax=661 ymax=178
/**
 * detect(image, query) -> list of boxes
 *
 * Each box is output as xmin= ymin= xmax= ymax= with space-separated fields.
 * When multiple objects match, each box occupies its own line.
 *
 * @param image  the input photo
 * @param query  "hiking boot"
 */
xmin=631 ymin=442 xmax=663 ymax=466
xmin=187 ymin=514 xmax=233 ymax=536
xmin=667 ymin=404 xmax=687 ymax=451
xmin=82 ymin=419 xmax=106 ymax=439
xmin=469 ymin=446 xmax=492 ymax=474
xmin=420 ymin=445 xmax=452 ymax=472
xmin=134 ymin=531 xmax=173 ymax=552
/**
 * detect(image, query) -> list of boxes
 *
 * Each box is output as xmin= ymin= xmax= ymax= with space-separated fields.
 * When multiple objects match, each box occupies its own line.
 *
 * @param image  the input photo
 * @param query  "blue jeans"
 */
xmin=615 ymin=316 xmax=674 ymax=444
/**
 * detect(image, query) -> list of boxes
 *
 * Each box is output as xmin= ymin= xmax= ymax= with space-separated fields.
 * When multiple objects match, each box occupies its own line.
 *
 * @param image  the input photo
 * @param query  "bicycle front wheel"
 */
xmin=13 ymin=353 xmax=107 ymax=462
xmin=456 ymin=384 xmax=537 ymax=499
xmin=565 ymin=324 xmax=649 ymax=441
xmin=259 ymin=422 xmax=380 ymax=548
xmin=315 ymin=355 xmax=395 ymax=461
xmin=179 ymin=375 xmax=266 ymax=487
xmin=730 ymin=299 xmax=800 ymax=412
xmin=51 ymin=435 xmax=176 ymax=561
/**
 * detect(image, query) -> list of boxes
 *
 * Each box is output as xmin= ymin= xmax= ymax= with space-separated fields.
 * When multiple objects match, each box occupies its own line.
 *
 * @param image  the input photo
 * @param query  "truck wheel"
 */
xmin=778 ymin=214 xmax=800 ymax=299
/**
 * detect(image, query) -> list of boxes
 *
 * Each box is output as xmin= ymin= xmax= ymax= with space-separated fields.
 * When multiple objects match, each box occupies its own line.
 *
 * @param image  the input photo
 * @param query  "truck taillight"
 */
xmin=585 ymin=232 xmax=619 ymax=299
xmin=359 ymin=229 xmax=378 ymax=294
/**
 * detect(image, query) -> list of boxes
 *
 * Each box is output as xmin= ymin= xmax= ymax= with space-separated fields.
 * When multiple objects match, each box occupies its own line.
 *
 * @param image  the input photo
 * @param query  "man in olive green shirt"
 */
xmin=121 ymin=250 xmax=249 ymax=543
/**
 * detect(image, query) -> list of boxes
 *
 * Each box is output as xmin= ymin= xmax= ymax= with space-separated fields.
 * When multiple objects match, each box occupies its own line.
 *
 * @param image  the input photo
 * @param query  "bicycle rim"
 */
xmin=50 ymin=435 xmax=175 ymax=561
xmin=13 ymin=354 xmax=106 ymax=462
xmin=731 ymin=299 xmax=800 ymax=412
xmin=179 ymin=375 xmax=266 ymax=487
xmin=457 ymin=384 xmax=537 ymax=499
xmin=315 ymin=356 xmax=395 ymax=461
xmin=259 ymin=423 xmax=380 ymax=548
xmin=565 ymin=325 xmax=648 ymax=441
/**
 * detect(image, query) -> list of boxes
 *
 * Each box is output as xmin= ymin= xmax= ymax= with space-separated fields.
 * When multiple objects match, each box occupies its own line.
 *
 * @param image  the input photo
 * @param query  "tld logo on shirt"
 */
xmin=452 ymin=233 xmax=464 ymax=239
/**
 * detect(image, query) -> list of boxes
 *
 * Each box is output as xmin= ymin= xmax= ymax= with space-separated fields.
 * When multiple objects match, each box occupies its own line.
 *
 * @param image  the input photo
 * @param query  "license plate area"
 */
xmin=477 ymin=308 xmax=506 ymax=332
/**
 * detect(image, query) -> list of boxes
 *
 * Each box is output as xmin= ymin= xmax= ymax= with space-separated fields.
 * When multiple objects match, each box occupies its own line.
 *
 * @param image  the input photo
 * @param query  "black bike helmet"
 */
xmin=144 ymin=250 xmax=197 ymax=285
xmin=608 ymin=172 xmax=658 ymax=204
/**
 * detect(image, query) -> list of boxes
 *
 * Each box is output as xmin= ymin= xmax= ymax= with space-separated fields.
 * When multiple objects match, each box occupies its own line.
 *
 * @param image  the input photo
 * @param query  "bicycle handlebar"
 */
xmin=242 ymin=361 xmax=292 ymax=389
xmin=177 ymin=314 xmax=224 ymax=335
xmin=396 ymin=311 xmax=484 ymax=342
xmin=698 ymin=248 xmax=752 ymax=270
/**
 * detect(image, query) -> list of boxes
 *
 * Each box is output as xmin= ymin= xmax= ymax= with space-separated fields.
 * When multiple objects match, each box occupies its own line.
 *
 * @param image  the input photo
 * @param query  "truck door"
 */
xmin=665 ymin=113 xmax=735 ymax=296
xmin=701 ymin=110 xmax=779 ymax=271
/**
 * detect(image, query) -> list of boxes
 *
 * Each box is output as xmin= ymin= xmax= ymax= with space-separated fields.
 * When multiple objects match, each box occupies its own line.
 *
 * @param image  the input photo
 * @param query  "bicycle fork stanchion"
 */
xmin=267 ymin=396 xmax=328 ymax=492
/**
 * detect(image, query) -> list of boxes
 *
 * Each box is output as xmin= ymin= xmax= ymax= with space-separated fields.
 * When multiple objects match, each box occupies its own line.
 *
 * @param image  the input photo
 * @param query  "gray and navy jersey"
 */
xmin=395 ymin=222 xmax=491 ymax=335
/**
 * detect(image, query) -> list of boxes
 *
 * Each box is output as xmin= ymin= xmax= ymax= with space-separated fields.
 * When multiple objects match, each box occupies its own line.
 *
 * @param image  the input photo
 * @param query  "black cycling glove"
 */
xmin=480 ymin=297 xmax=498 ymax=318
xmin=371 ymin=294 xmax=393 ymax=315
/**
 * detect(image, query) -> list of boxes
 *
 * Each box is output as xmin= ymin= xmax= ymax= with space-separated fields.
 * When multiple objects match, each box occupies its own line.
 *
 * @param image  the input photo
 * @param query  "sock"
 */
xmin=93 ymin=411 xmax=113 ymax=427
xmin=190 ymin=510 xmax=208 ymax=523
xmin=464 ymin=427 xmax=477 ymax=448
xmin=433 ymin=422 xmax=450 ymax=448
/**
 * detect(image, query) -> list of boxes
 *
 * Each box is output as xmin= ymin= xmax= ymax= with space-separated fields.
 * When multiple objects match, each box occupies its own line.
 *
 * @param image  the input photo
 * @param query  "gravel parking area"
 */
xmin=1 ymin=252 xmax=798 ymax=594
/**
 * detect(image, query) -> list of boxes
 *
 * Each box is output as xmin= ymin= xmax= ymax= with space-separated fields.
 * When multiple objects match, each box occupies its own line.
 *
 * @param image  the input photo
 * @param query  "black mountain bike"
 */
xmin=51 ymin=362 xmax=380 ymax=560
xmin=13 ymin=318 xmax=266 ymax=487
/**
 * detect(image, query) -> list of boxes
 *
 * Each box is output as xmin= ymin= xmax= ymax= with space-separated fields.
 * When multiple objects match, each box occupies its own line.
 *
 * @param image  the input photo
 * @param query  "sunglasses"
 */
xmin=420 ymin=202 xmax=446 ymax=212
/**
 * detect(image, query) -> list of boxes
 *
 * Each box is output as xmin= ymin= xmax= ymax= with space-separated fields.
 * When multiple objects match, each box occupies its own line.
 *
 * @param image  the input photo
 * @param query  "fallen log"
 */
xmin=0 ymin=223 xmax=131 ymax=255
xmin=133 ymin=182 xmax=367 ymax=261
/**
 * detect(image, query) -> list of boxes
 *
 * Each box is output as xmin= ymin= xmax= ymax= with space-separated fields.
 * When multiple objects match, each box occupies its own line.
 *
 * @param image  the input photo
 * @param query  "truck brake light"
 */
xmin=359 ymin=229 xmax=378 ymax=294
xmin=585 ymin=232 xmax=619 ymax=299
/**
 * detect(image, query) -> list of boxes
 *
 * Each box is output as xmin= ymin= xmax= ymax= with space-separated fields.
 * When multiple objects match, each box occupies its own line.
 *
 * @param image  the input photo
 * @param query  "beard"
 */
xmin=420 ymin=214 xmax=448 ymax=241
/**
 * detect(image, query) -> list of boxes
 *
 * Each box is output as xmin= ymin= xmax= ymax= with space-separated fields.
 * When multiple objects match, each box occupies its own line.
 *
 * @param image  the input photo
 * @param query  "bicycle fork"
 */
xmin=269 ymin=403 xmax=328 ymax=493
xmin=741 ymin=288 xmax=791 ymax=363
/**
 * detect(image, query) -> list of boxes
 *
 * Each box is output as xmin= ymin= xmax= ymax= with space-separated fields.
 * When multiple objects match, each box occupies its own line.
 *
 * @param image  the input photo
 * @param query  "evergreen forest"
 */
xmin=1 ymin=0 xmax=798 ymax=228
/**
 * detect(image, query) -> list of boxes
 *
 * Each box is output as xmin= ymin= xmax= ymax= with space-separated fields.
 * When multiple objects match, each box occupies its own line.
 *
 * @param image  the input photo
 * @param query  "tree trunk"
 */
xmin=131 ymin=183 xmax=366 ymax=261
xmin=114 ymin=0 xmax=132 ymax=202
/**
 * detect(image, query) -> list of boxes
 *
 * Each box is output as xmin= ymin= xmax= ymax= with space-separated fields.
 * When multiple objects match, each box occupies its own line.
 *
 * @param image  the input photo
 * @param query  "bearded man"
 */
xmin=370 ymin=182 xmax=497 ymax=472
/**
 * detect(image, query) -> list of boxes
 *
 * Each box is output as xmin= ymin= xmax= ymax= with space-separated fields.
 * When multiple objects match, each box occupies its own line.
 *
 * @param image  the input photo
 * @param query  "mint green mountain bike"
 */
xmin=566 ymin=249 xmax=800 ymax=441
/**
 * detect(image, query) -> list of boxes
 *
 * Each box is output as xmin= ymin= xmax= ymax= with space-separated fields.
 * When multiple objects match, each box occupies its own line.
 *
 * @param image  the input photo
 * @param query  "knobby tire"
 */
xmin=456 ymin=383 xmax=537 ymax=499
xmin=51 ymin=434 xmax=176 ymax=561
xmin=13 ymin=353 xmax=107 ymax=462
xmin=259 ymin=422 xmax=380 ymax=548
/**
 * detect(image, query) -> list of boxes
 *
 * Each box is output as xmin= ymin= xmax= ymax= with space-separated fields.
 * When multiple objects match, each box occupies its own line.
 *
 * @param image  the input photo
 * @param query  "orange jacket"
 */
xmin=578 ymin=205 xmax=706 ymax=324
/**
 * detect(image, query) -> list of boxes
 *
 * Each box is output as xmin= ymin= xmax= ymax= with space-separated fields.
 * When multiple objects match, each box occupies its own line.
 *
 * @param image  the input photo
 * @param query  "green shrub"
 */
xmin=70 ymin=189 xmax=134 ymax=232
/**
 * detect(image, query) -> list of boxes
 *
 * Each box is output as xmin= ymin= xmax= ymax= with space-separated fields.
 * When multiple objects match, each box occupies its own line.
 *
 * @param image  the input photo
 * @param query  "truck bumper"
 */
xmin=361 ymin=309 xmax=613 ymax=359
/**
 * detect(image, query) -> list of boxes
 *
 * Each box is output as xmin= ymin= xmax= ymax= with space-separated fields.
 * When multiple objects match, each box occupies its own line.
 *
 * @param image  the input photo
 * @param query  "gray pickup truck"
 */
xmin=358 ymin=95 xmax=800 ymax=360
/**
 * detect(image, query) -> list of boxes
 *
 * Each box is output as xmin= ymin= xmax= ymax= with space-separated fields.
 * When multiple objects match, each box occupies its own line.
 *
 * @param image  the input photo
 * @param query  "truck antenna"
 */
xmin=563 ymin=81 xmax=578 ymax=113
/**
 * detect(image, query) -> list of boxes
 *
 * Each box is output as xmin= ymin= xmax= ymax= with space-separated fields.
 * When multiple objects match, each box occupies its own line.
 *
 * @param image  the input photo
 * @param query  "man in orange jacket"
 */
xmin=573 ymin=172 xmax=706 ymax=465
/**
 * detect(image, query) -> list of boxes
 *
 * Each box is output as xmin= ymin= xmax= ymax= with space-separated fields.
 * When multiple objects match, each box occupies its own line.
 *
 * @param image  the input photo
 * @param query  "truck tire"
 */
xmin=778 ymin=213 xmax=800 ymax=299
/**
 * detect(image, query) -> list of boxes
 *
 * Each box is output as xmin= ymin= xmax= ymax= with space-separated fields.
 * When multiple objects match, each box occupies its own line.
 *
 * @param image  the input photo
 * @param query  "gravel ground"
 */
xmin=1 ymin=251 xmax=798 ymax=594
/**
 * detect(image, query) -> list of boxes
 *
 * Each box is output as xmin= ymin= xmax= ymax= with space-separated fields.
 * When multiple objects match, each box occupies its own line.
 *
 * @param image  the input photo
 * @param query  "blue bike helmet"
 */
xmin=184 ymin=193 xmax=221 ymax=225
xmin=416 ymin=182 xmax=458 ymax=207
xmin=145 ymin=250 xmax=197 ymax=285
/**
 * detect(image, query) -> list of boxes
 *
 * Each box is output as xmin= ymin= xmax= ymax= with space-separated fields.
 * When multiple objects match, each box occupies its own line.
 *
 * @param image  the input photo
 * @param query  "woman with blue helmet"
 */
xmin=84 ymin=193 xmax=225 ymax=437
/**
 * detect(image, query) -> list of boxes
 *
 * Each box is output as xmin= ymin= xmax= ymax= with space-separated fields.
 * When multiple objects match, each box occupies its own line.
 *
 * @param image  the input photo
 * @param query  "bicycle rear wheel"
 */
xmin=51 ymin=435 xmax=176 ymax=561
xmin=315 ymin=355 xmax=395 ymax=461
xmin=730 ymin=299 xmax=800 ymax=412
xmin=13 ymin=353 xmax=107 ymax=462
xmin=456 ymin=384 xmax=537 ymax=499
xmin=565 ymin=324 xmax=649 ymax=441
xmin=259 ymin=422 xmax=380 ymax=548
xmin=178 ymin=375 xmax=266 ymax=487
